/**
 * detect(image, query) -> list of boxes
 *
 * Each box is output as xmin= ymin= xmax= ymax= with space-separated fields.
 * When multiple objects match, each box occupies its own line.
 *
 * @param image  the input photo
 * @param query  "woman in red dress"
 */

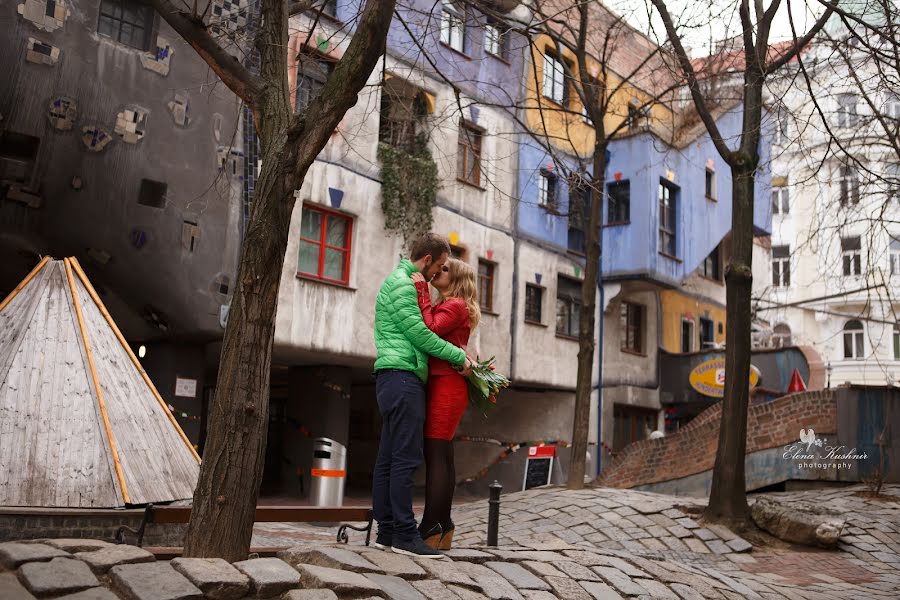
xmin=410 ymin=258 xmax=480 ymax=550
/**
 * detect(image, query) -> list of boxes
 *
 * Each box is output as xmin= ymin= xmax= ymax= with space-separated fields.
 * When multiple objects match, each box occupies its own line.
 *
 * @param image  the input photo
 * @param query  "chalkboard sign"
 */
xmin=522 ymin=446 xmax=555 ymax=490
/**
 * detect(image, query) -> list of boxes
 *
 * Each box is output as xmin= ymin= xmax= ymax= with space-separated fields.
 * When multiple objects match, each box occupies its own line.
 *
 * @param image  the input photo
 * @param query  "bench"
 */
xmin=116 ymin=505 xmax=373 ymax=547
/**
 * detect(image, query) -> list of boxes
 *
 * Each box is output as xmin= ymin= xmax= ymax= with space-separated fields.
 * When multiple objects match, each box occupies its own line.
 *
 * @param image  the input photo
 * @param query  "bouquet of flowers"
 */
xmin=465 ymin=356 xmax=510 ymax=417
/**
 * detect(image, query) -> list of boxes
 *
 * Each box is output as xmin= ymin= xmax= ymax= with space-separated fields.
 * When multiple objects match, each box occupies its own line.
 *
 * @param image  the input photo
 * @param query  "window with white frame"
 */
xmin=838 ymin=165 xmax=860 ymax=205
xmin=658 ymin=180 xmax=677 ymax=257
xmin=842 ymin=236 xmax=862 ymax=276
xmin=886 ymin=94 xmax=900 ymax=121
xmin=772 ymin=245 xmax=790 ymax=287
xmin=542 ymin=52 xmax=567 ymax=106
xmin=843 ymin=319 xmax=865 ymax=359
xmin=484 ymin=19 xmax=508 ymax=59
xmin=890 ymin=234 xmax=900 ymax=275
xmin=837 ymin=93 xmax=859 ymax=128
xmin=538 ymin=167 xmax=558 ymax=209
xmin=773 ymin=107 xmax=789 ymax=145
xmin=772 ymin=181 xmax=790 ymax=215
xmin=440 ymin=1 xmax=466 ymax=53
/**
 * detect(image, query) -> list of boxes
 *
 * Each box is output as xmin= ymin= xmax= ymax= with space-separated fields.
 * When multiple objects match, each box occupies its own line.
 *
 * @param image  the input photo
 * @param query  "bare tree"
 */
xmin=148 ymin=0 xmax=397 ymax=560
xmin=648 ymin=0 xmax=836 ymax=526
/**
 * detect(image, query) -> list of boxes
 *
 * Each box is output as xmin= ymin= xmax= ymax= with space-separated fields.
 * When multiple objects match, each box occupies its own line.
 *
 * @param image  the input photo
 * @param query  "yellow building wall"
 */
xmin=524 ymin=34 xmax=675 ymax=159
xmin=659 ymin=290 xmax=727 ymax=353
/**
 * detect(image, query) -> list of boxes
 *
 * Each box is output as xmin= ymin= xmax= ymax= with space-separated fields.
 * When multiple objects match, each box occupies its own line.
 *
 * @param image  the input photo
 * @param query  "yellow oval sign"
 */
xmin=689 ymin=358 xmax=760 ymax=398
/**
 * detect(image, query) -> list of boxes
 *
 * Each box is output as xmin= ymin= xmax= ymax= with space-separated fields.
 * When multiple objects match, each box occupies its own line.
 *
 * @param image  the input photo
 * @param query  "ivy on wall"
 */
xmin=378 ymin=135 xmax=438 ymax=250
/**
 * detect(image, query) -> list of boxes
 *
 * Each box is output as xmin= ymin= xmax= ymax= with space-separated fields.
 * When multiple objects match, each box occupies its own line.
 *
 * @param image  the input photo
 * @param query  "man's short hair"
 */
xmin=410 ymin=233 xmax=451 ymax=262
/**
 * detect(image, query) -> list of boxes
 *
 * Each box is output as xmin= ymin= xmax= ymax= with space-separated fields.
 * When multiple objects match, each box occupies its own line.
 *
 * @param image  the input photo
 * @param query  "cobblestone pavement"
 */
xmin=2 ymin=484 xmax=897 ymax=599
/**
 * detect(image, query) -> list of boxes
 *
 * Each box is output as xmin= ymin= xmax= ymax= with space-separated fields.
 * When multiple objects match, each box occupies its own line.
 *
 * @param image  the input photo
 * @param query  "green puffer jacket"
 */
xmin=374 ymin=259 xmax=466 ymax=382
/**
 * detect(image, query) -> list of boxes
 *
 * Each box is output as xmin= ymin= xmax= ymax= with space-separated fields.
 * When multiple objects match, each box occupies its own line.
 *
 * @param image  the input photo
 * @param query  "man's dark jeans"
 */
xmin=371 ymin=369 xmax=426 ymax=543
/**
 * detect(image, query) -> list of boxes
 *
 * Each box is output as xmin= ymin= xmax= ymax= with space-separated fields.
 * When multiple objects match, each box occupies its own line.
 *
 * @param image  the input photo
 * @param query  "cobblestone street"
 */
xmin=2 ymin=484 xmax=898 ymax=599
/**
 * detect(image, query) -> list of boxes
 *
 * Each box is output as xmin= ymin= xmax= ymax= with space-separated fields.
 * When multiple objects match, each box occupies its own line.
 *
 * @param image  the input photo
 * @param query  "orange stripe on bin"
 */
xmin=311 ymin=468 xmax=346 ymax=478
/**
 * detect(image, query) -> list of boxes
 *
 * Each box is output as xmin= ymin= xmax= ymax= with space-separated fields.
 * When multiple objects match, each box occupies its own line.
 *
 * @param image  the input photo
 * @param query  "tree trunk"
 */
xmin=704 ymin=163 xmax=755 ymax=526
xmin=568 ymin=144 xmax=606 ymax=489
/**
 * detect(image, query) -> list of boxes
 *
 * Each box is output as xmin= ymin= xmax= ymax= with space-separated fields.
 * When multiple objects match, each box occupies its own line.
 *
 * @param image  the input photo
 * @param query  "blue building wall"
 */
xmin=515 ymin=104 xmax=773 ymax=286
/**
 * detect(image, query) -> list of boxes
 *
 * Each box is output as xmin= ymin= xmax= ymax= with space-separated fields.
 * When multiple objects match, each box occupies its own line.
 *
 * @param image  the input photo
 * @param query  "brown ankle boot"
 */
xmin=420 ymin=524 xmax=442 ymax=550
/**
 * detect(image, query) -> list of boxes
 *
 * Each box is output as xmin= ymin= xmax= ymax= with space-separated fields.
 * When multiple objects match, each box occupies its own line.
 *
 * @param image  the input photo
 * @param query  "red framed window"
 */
xmin=297 ymin=204 xmax=353 ymax=285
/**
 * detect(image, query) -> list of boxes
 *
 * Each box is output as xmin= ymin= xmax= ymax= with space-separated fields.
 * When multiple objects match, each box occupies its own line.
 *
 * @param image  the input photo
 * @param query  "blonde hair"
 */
xmin=442 ymin=258 xmax=481 ymax=328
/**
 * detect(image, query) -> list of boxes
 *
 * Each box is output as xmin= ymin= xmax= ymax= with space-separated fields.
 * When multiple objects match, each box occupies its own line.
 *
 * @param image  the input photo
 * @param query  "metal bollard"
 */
xmin=487 ymin=480 xmax=502 ymax=546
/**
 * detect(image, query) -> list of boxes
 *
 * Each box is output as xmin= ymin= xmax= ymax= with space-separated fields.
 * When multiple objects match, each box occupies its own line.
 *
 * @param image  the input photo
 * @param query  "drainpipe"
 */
xmin=596 ymin=275 xmax=604 ymax=476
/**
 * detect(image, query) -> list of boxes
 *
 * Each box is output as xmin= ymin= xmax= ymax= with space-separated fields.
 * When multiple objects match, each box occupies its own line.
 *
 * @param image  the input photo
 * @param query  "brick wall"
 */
xmin=596 ymin=390 xmax=836 ymax=489
xmin=0 ymin=509 xmax=186 ymax=546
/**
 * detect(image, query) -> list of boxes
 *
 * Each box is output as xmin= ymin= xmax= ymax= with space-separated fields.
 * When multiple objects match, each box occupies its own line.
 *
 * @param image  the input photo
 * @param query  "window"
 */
xmin=613 ymin=405 xmax=657 ymax=452
xmin=298 ymin=205 xmax=353 ymax=284
xmin=295 ymin=54 xmax=333 ymax=114
xmin=138 ymin=178 xmax=167 ymax=208
xmin=317 ymin=0 xmax=336 ymax=17
xmin=457 ymin=121 xmax=482 ymax=187
xmin=843 ymin=320 xmax=865 ymax=359
xmin=542 ymin=52 xmax=568 ymax=106
xmin=888 ymin=95 xmax=900 ymax=121
xmin=772 ymin=182 xmax=790 ymax=215
xmin=568 ymin=179 xmax=591 ymax=253
xmin=773 ymin=323 xmax=792 ymax=348
xmin=658 ymin=180 xmax=677 ymax=257
xmin=477 ymin=259 xmax=495 ymax=312
xmin=379 ymin=83 xmax=429 ymax=151
xmin=440 ymin=1 xmax=466 ymax=53
xmin=626 ymin=104 xmax=648 ymax=131
xmin=772 ymin=245 xmax=790 ymax=287
xmin=837 ymin=94 xmax=859 ymax=128
xmin=556 ymin=276 xmax=582 ymax=338
xmin=681 ymin=318 xmax=694 ymax=353
xmin=484 ymin=20 xmax=508 ymax=59
xmin=607 ymin=180 xmax=630 ymax=224
xmin=98 ymin=0 xmax=155 ymax=51
xmin=702 ymin=246 xmax=721 ymax=280
xmin=450 ymin=244 xmax=467 ymax=260
xmin=0 ymin=131 xmax=40 ymax=185
xmin=525 ymin=284 xmax=543 ymax=323
xmin=620 ymin=301 xmax=644 ymax=354
xmin=773 ymin=108 xmax=789 ymax=145
xmin=841 ymin=236 xmax=862 ymax=277
xmin=838 ymin=166 xmax=860 ymax=205
xmin=889 ymin=235 xmax=900 ymax=275
xmin=699 ymin=317 xmax=715 ymax=349
xmin=705 ymin=169 xmax=716 ymax=200
xmin=894 ymin=323 xmax=899 ymax=360
xmin=538 ymin=168 xmax=558 ymax=210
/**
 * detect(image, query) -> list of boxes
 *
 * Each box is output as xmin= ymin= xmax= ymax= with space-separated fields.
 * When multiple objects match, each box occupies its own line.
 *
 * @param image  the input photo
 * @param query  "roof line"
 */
xmin=64 ymin=258 xmax=131 ymax=504
xmin=70 ymin=258 xmax=201 ymax=464
xmin=0 ymin=256 xmax=50 ymax=313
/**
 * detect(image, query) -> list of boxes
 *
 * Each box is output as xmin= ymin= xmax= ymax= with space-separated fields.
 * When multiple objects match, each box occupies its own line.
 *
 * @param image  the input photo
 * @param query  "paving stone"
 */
xmin=725 ymin=538 xmax=753 ymax=553
xmin=683 ymin=538 xmax=711 ymax=554
xmin=233 ymin=557 xmax=301 ymax=597
xmin=283 ymin=591 xmax=340 ymax=600
xmin=75 ymin=544 xmax=155 ymax=574
xmin=669 ymin=584 xmax=705 ymax=600
xmin=443 ymin=549 xmax=494 ymax=564
xmin=692 ymin=529 xmax=717 ymax=541
xmin=110 ymin=562 xmax=203 ymax=600
xmin=456 ymin=563 xmax=523 ymax=600
xmin=556 ymin=560 xmax=601 ymax=581
xmin=544 ymin=576 xmax=593 ymax=600
xmin=704 ymin=540 xmax=731 ymax=555
xmin=367 ymin=574 xmax=427 ymax=600
xmin=19 ymin=557 xmax=100 ymax=596
xmin=412 ymin=579 xmax=461 ymax=600
xmin=666 ymin=526 xmax=693 ymax=539
xmin=580 ymin=581 xmax=624 ymax=600
xmin=295 ymin=564 xmax=383 ymax=597
xmin=0 ymin=542 xmax=69 ymax=568
xmin=363 ymin=551 xmax=428 ymax=578
xmin=414 ymin=559 xmax=479 ymax=589
xmin=44 ymin=539 xmax=114 ymax=553
xmin=0 ymin=572 xmax=37 ymax=599
xmin=485 ymin=562 xmax=550 ymax=591
xmin=279 ymin=546 xmax=383 ymax=573
xmin=56 ymin=589 xmax=121 ymax=600
xmin=520 ymin=592 xmax=558 ymax=600
xmin=590 ymin=557 xmax=648 ymax=579
xmin=521 ymin=560 xmax=565 ymax=578
xmin=636 ymin=579 xmax=679 ymax=600
xmin=704 ymin=525 xmax=736 ymax=541
xmin=447 ymin=584 xmax=490 ymax=600
xmin=674 ymin=518 xmax=700 ymax=530
xmin=170 ymin=558 xmax=250 ymax=600
xmin=594 ymin=567 xmax=648 ymax=597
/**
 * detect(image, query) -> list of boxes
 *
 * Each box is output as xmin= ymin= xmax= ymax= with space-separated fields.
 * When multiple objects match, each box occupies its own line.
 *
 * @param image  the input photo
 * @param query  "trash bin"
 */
xmin=309 ymin=438 xmax=346 ymax=506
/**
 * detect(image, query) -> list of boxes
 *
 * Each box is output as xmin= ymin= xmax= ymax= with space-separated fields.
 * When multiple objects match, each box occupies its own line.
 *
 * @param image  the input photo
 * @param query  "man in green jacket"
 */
xmin=372 ymin=233 xmax=471 ymax=557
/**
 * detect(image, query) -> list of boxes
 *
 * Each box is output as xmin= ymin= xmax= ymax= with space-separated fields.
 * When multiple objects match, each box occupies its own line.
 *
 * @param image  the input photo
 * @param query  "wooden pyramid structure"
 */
xmin=0 ymin=258 xmax=200 ymax=507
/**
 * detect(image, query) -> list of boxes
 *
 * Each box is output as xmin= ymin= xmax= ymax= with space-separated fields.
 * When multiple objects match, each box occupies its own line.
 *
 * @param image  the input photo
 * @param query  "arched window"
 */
xmin=843 ymin=320 xmax=865 ymax=359
xmin=773 ymin=323 xmax=792 ymax=348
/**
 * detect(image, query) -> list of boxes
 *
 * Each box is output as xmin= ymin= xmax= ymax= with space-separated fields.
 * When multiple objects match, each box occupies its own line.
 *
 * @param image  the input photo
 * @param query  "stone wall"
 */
xmin=596 ymin=390 xmax=837 ymax=489
xmin=0 ymin=509 xmax=185 ymax=546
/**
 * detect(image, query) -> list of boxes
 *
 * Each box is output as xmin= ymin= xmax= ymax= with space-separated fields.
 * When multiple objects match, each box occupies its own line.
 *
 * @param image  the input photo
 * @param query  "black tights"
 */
xmin=419 ymin=438 xmax=455 ymax=535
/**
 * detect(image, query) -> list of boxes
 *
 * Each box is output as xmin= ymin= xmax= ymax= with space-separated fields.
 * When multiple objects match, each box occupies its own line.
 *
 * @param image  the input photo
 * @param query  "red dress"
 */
xmin=415 ymin=282 xmax=471 ymax=440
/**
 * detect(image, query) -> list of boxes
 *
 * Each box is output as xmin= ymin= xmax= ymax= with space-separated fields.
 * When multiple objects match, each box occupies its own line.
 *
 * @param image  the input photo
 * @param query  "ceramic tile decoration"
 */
xmin=18 ymin=0 xmax=68 ymax=33
xmin=48 ymin=96 xmax=76 ymax=130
